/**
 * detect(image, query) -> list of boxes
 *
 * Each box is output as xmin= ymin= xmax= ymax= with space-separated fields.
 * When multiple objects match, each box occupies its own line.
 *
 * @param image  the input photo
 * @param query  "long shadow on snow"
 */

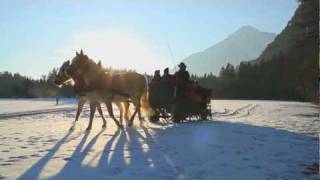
xmin=18 ymin=130 xmax=75 ymax=180
xmin=19 ymin=121 xmax=318 ymax=180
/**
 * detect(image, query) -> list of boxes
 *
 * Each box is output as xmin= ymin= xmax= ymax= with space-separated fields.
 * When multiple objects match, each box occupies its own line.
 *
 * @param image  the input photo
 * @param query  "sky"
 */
xmin=0 ymin=0 xmax=298 ymax=78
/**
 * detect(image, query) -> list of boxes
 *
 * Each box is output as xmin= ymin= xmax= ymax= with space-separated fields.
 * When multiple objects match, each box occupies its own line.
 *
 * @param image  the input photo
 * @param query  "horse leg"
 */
xmin=135 ymin=96 xmax=145 ymax=127
xmin=70 ymin=97 xmax=85 ymax=131
xmin=75 ymin=97 xmax=85 ymax=121
xmin=87 ymin=102 xmax=97 ymax=131
xmin=136 ymin=100 xmax=145 ymax=127
xmin=128 ymin=98 xmax=140 ymax=127
xmin=124 ymin=101 xmax=130 ymax=125
xmin=115 ymin=102 xmax=123 ymax=126
xmin=128 ymin=109 xmax=138 ymax=127
xmin=105 ymin=102 xmax=122 ymax=128
xmin=97 ymin=103 xmax=107 ymax=128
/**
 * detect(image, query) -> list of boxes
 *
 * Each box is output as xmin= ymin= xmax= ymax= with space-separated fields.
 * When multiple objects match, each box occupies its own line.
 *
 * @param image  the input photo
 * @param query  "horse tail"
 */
xmin=140 ymin=76 xmax=154 ymax=116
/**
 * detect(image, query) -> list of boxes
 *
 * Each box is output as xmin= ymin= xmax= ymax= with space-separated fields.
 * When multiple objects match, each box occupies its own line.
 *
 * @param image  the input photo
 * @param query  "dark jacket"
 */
xmin=162 ymin=74 xmax=175 ymax=84
xmin=174 ymin=70 xmax=190 ymax=98
xmin=175 ymin=70 xmax=190 ymax=86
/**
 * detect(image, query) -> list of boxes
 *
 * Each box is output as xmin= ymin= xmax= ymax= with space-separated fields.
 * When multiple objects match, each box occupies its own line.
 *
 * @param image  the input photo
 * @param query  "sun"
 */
xmin=57 ymin=30 xmax=170 ymax=74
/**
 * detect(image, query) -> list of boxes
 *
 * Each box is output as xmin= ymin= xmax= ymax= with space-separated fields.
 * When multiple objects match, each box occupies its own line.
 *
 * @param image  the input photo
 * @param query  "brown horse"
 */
xmin=67 ymin=50 xmax=153 ymax=127
xmin=55 ymin=60 xmax=131 ymax=130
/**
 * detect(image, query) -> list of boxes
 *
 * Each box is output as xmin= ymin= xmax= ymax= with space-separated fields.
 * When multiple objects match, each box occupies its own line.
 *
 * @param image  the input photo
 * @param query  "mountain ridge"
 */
xmin=181 ymin=25 xmax=276 ymax=75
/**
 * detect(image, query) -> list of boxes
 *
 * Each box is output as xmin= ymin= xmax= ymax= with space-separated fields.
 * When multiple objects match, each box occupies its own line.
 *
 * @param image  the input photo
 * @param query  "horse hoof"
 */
xmin=86 ymin=127 xmax=91 ymax=132
xmin=69 ymin=127 xmax=75 ymax=131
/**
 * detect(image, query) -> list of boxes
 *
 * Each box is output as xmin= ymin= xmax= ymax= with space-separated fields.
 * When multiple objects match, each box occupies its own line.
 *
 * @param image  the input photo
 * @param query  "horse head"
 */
xmin=65 ymin=50 xmax=90 ymax=75
xmin=69 ymin=50 xmax=103 ymax=83
xmin=55 ymin=50 xmax=103 ymax=89
xmin=54 ymin=60 xmax=74 ymax=86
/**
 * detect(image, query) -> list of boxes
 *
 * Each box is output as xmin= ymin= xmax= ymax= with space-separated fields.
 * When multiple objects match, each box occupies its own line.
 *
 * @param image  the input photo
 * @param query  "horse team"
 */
xmin=55 ymin=50 xmax=153 ymax=131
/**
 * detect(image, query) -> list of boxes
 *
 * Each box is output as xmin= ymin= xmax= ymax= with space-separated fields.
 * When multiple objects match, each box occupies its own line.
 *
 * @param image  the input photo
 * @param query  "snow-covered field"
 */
xmin=0 ymin=98 xmax=76 ymax=119
xmin=0 ymin=99 xmax=318 ymax=180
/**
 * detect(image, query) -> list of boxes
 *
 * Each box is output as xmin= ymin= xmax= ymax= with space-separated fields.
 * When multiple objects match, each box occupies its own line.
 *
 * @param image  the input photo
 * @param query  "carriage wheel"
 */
xmin=200 ymin=111 xmax=208 ymax=120
xmin=149 ymin=111 xmax=160 ymax=123
xmin=173 ymin=108 xmax=186 ymax=123
xmin=173 ymin=100 xmax=189 ymax=123
xmin=173 ymin=112 xmax=182 ymax=123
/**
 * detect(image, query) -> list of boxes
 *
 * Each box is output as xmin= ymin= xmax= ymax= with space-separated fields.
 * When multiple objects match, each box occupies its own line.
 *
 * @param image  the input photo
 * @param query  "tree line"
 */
xmin=0 ymin=69 xmax=74 ymax=98
xmin=0 ymin=50 xmax=317 ymax=102
xmin=191 ymin=51 xmax=318 ymax=102
xmin=0 ymin=52 xmax=317 ymax=102
xmin=0 ymin=65 xmax=137 ymax=98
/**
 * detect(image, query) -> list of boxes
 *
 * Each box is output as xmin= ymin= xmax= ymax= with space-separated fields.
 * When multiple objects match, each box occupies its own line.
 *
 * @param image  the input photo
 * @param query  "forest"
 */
xmin=0 ymin=66 xmax=135 ymax=98
xmin=192 ymin=51 xmax=318 ymax=102
xmin=0 ymin=69 xmax=73 ymax=98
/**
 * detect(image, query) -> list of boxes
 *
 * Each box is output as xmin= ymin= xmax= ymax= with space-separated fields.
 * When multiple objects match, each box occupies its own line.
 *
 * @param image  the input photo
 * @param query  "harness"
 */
xmin=74 ymin=71 xmax=131 ymax=101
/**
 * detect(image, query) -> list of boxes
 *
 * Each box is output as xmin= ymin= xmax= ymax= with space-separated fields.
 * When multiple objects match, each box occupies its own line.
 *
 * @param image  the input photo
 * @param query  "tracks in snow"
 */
xmin=0 ymin=107 xmax=76 ymax=120
xmin=212 ymin=103 xmax=259 ymax=119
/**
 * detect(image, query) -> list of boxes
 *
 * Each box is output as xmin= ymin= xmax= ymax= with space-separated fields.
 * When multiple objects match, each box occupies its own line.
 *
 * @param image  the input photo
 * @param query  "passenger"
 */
xmin=162 ymin=67 xmax=175 ymax=101
xmin=174 ymin=62 xmax=190 ymax=99
xmin=151 ymin=70 xmax=161 ymax=83
xmin=162 ymin=67 xmax=175 ymax=83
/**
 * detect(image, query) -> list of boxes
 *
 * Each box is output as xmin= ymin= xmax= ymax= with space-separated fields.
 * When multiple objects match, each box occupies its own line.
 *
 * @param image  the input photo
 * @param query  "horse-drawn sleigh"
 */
xmin=148 ymin=76 xmax=213 ymax=123
xmin=55 ymin=50 xmax=212 ymax=130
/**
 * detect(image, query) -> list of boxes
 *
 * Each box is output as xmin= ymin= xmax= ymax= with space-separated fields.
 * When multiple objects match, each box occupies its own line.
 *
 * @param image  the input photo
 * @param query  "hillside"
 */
xmin=255 ymin=0 xmax=318 ymax=102
xmin=182 ymin=26 xmax=276 ymax=75
xmin=193 ymin=0 xmax=318 ymax=103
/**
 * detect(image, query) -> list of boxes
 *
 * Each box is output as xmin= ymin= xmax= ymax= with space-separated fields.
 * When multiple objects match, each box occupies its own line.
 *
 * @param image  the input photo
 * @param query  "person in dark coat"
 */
xmin=151 ymin=70 xmax=161 ymax=83
xmin=162 ymin=68 xmax=175 ymax=83
xmin=174 ymin=62 xmax=190 ymax=99
xmin=162 ymin=67 xmax=175 ymax=101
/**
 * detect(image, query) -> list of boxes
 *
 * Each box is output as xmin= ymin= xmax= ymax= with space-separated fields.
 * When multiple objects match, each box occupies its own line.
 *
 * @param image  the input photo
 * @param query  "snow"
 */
xmin=0 ymin=99 xmax=76 ymax=119
xmin=211 ymin=100 xmax=319 ymax=136
xmin=0 ymin=99 xmax=318 ymax=180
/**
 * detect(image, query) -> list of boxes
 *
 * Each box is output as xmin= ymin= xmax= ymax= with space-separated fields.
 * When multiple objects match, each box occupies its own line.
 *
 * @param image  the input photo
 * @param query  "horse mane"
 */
xmin=71 ymin=52 xmax=105 ymax=89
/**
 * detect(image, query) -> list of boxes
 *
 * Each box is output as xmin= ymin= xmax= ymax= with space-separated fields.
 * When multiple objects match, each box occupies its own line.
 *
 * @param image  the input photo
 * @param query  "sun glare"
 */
xmin=57 ymin=30 xmax=170 ymax=74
